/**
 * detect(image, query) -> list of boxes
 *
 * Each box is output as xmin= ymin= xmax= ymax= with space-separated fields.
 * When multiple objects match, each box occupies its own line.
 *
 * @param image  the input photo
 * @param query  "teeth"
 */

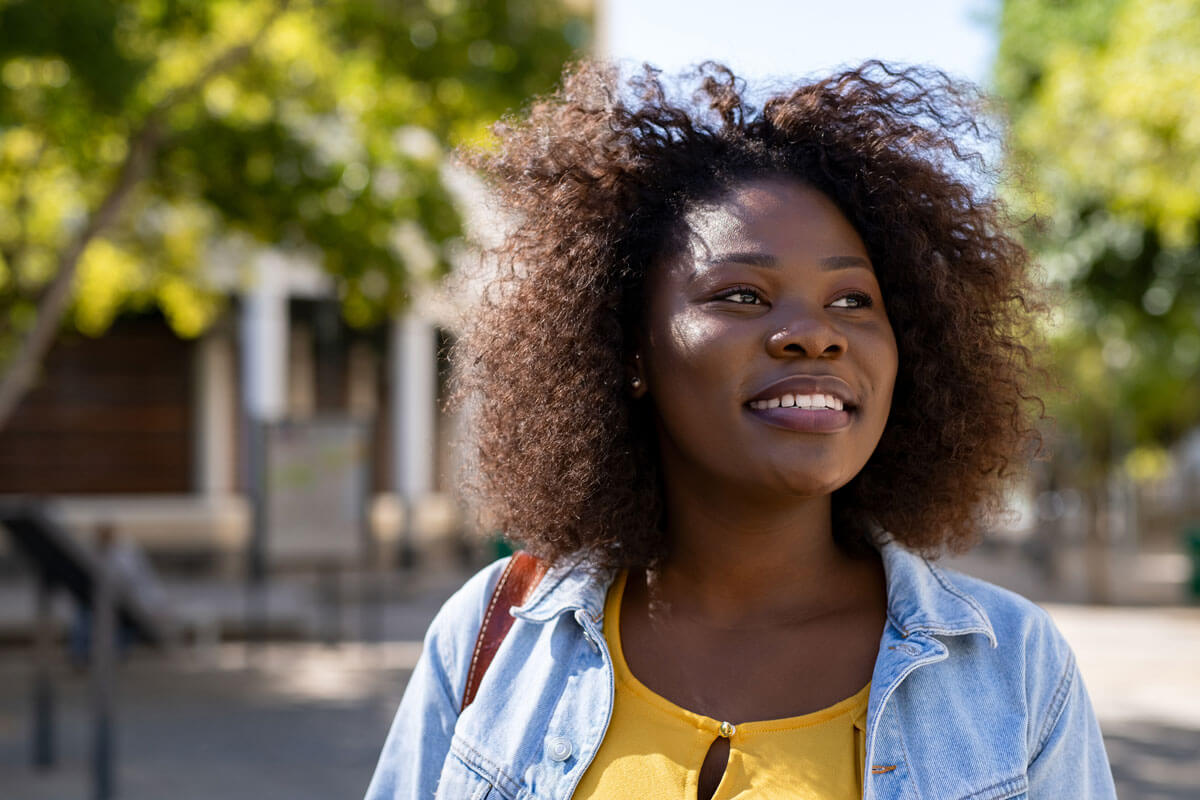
xmin=750 ymin=393 xmax=847 ymax=411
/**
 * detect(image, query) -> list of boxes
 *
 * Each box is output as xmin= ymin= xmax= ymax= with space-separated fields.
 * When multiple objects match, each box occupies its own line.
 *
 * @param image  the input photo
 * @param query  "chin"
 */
xmin=754 ymin=454 xmax=859 ymax=493
xmin=786 ymin=480 xmax=850 ymax=498
xmin=765 ymin=471 xmax=854 ymax=499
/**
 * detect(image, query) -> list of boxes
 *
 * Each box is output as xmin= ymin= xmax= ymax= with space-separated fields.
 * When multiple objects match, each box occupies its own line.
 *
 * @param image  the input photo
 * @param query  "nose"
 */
xmin=764 ymin=306 xmax=847 ymax=359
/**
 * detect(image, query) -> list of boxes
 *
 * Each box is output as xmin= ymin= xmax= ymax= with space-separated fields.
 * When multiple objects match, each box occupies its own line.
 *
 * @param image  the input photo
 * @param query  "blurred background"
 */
xmin=0 ymin=1 xmax=1197 ymax=798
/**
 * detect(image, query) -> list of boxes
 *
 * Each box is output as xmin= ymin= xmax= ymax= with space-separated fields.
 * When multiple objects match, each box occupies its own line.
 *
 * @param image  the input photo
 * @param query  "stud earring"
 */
xmin=630 ymin=376 xmax=643 ymax=390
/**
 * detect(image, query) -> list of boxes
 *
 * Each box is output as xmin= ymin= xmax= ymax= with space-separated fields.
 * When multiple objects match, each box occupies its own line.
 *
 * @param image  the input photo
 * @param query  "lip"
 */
xmin=745 ymin=374 xmax=858 ymax=408
xmin=747 ymin=405 xmax=852 ymax=433
xmin=743 ymin=374 xmax=858 ymax=434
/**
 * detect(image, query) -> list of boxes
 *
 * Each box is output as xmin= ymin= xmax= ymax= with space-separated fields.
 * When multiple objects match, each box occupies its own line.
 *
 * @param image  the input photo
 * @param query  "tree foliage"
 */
xmin=995 ymin=0 xmax=1200 ymax=471
xmin=0 ymin=0 xmax=588 ymax=422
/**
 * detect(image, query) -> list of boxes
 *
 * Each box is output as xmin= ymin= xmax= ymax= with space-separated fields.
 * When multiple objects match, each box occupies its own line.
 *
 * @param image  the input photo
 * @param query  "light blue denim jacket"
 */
xmin=365 ymin=540 xmax=1116 ymax=799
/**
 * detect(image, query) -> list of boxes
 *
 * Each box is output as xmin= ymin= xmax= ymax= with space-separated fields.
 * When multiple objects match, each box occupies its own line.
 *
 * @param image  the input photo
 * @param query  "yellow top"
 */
xmin=573 ymin=571 xmax=870 ymax=800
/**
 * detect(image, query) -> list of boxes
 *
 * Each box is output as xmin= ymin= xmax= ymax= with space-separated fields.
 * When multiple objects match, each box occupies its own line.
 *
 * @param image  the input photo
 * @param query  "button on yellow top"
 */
xmin=573 ymin=571 xmax=870 ymax=800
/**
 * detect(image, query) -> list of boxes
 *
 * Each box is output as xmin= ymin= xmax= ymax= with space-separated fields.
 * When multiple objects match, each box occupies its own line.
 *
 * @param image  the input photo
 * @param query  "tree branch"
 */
xmin=0 ymin=1 xmax=289 ymax=430
xmin=0 ymin=136 xmax=49 ymax=341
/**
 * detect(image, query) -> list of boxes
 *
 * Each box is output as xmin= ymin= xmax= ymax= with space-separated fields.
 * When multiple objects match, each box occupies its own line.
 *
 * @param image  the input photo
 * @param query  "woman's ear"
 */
xmin=627 ymin=352 xmax=648 ymax=398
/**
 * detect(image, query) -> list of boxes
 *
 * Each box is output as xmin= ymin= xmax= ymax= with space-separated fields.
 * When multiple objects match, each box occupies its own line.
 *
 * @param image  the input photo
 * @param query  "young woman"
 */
xmin=365 ymin=61 xmax=1116 ymax=800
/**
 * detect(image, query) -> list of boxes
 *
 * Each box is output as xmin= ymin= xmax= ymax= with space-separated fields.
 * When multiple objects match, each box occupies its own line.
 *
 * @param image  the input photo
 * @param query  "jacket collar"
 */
xmin=877 ymin=538 xmax=996 ymax=646
xmin=514 ymin=539 xmax=997 ymax=647
xmin=513 ymin=553 xmax=612 ymax=623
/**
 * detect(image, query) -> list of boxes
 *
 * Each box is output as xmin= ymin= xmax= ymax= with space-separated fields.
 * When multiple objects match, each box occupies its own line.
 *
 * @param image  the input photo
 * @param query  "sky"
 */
xmin=600 ymin=0 xmax=998 ymax=89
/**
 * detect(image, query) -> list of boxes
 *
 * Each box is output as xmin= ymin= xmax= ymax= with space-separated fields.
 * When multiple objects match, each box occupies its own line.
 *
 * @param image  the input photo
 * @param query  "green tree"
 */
xmin=995 ymin=0 xmax=1200 ymax=599
xmin=995 ymin=0 xmax=1200 ymax=475
xmin=0 ymin=0 xmax=589 ymax=426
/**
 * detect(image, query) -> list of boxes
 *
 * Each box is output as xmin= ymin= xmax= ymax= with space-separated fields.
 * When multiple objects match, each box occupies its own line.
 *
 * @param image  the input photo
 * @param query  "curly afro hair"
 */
xmin=455 ymin=60 xmax=1043 ymax=570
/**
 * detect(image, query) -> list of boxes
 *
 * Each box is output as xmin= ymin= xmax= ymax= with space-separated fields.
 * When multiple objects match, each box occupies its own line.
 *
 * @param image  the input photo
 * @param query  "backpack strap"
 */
xmin=461 ymin=551 xmax=548 ymax=712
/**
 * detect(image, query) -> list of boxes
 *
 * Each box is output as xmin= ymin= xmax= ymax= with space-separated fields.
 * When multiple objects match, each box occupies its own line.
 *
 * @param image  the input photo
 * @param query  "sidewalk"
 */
xmin=1 ymin=561 xmax=1198 ymax=799
xmin=1044 ymin=603 xmax=1200 ymax=799
xmin=0 ymin=561 xmax=473 ymax=800
xmin=0 ymin=642 xmax=420 ymax=800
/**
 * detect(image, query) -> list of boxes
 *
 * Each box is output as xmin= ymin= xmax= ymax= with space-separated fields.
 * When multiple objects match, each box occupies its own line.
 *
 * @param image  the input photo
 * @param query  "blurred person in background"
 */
xmin=365 ymin=61 xmax=1117 ymax=799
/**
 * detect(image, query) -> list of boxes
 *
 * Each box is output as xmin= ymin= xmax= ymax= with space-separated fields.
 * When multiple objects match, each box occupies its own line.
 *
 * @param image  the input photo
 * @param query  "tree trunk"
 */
xmin=0 ymin=2 xmax=288 ymax=431
xmin=0 ymin=124 xmax=160 ymax=429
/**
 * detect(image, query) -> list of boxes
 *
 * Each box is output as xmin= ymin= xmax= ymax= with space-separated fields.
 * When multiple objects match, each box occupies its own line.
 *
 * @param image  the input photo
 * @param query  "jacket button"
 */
xmin=548 ymin=736 xmax=573 ymax=762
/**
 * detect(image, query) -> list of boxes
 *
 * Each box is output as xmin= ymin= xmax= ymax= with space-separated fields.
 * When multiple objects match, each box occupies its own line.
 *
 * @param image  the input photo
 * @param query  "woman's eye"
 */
xmin=829 ymin=292 xmax=874 ymax=309
xmin=716 ymin=287 xmax=763 ymax=305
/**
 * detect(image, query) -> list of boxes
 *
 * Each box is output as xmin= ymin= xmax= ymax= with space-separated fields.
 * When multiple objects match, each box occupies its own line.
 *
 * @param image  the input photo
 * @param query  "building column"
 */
xmin=389 ymin=313 xmax=437 ymax=564
xmin=240 ymin=251 xmax=289 ymax=585
xmin=193 ymin=328 xmax=237 ymax=496
xmin=241 ymin=252 xmax=289 ymax=424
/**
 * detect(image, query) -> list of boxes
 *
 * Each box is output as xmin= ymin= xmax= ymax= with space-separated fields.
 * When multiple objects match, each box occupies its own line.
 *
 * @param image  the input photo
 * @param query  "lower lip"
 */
xmin=745 ymin=406 xmax=853 ymax=433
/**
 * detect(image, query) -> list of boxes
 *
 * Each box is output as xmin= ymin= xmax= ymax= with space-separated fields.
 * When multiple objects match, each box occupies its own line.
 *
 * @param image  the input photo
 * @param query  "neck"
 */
xmin=649 ymin=474 xmax=875 ymax=628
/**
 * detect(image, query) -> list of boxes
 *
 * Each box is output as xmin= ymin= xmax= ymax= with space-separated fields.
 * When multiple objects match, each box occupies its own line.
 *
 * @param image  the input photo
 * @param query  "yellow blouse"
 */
xmin=573 ymin=571 xmax=870 ymax=799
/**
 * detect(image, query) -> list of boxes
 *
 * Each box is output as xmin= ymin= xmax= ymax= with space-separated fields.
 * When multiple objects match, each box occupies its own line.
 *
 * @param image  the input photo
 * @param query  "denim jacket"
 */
xmin=365 ymin=541 xmax=1116 ymax=799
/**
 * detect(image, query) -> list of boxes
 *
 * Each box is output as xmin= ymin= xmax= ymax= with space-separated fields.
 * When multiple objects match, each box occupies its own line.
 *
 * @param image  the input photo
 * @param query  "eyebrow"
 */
xmin=705 ymin=252 xmax=872 ymax=271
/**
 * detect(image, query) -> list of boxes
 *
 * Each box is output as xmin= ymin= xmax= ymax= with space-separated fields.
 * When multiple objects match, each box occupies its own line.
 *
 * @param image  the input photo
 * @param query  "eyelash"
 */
xmin=714 ymin=287 xmax=875 ymax=309
xmin=830 ymin=292 xmax=874 ymax=309
xmin=714 ymin=285 xmax=763 ymax=305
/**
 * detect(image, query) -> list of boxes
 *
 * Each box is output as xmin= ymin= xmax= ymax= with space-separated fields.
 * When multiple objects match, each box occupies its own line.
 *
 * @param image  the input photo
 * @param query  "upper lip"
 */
xmin=746 ymin=375 xmax=858 ymax=408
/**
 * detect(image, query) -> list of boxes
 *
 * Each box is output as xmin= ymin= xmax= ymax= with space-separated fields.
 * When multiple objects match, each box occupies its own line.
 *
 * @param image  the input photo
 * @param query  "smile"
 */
xmin=743 ymin=391 xmax=854 ymax=433
xmin=748 ymin=393 xmax=844 ymax=411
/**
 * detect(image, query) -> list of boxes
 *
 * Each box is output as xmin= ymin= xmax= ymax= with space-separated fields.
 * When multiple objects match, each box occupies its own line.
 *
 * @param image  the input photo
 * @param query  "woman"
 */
xmin=365 ymin=62 xmax=1116 ymax=799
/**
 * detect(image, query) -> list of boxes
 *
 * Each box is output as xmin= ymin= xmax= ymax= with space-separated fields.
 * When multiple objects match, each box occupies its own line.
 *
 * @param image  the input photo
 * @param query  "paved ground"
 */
xmin=1 ymin=559 xmax=1198 ymax=800
xmin=1044 ymin=604 xmax=1200 ymax=799
xmin=0 ymin=643 xmax=420 ymax=800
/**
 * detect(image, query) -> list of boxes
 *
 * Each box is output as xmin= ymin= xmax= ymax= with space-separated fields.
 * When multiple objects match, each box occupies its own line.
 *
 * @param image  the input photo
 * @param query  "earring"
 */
xmin=630 ymin=376 xmax=643 ymax=390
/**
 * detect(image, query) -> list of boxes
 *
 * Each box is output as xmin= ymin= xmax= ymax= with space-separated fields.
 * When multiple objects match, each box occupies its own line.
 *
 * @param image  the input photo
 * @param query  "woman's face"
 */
xmin=638 ymin=178 xmax=898 ymax=500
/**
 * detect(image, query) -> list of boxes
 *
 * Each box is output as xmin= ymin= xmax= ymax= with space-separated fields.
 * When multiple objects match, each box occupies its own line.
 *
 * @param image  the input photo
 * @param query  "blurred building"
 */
xmin=0 ymin=251 xmax=461 ymax=572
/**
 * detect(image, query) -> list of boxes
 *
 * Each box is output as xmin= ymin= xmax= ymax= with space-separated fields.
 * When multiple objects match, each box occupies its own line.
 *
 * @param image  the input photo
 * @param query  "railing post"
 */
xmin=32 ymin=568 xmax=55 ymax=769
xmin=91 ymin=527 xmax=116 ymax=800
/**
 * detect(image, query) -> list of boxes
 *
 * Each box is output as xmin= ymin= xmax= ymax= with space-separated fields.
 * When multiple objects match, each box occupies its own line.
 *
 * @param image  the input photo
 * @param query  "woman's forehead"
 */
xmin=677 ymin=179 xmax=871 ymax=267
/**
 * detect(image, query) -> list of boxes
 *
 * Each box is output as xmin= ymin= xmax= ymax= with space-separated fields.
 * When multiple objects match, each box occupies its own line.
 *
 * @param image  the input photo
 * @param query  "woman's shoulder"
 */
xmin=882 ymin=541 xmax=1068 ymax=658
xmin=418 ymin=553 xmax=604 ymax=707
xmin=421 ymin=553 xmax=596 ymax=657
xmin=418 ymin=557 xmax=515 ymax=677
xmin=937 ymin=565 xmax=1061 ymax=632
xmin=425 ymin=556 xmax=513 ymax=637
xmin=932 ymin=563 xmax=1076 ymax=678
xmin=917 ymin=564 xmax=1114 ymax=792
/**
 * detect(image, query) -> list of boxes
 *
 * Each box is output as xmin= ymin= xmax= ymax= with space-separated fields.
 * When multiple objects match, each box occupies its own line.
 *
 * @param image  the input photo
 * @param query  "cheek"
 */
xmin=883 ymin=338 xmax=900 ymax=397
xmin=877 ymin=340 xmax=899 ymax=392
xmin=647 ymin=311 xmax=741 ymax=384
xmin=864 ymin=323 xmax=899 ymax=393
xmin=866 ymin=335 xmax=899 ymax=443
xmin=672 ymin=313 xmax=730 ymax=358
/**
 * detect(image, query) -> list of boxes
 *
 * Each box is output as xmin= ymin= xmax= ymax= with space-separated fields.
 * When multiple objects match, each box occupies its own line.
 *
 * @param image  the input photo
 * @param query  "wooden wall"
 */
xmin=0 ymin=316 xmax=195 ymax=493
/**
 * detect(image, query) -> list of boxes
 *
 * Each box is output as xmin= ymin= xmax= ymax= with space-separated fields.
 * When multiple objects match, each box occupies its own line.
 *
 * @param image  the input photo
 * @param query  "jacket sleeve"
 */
xmin=1026 ymin=651 xmax=1117 ymax=798
xmin=363 ymin=559 xmax=507 ymax=800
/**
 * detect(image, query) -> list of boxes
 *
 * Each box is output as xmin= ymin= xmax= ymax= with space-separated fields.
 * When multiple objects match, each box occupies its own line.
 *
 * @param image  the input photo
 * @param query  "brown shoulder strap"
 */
xmin=461 ymin=551 xmax=548 ymax=711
